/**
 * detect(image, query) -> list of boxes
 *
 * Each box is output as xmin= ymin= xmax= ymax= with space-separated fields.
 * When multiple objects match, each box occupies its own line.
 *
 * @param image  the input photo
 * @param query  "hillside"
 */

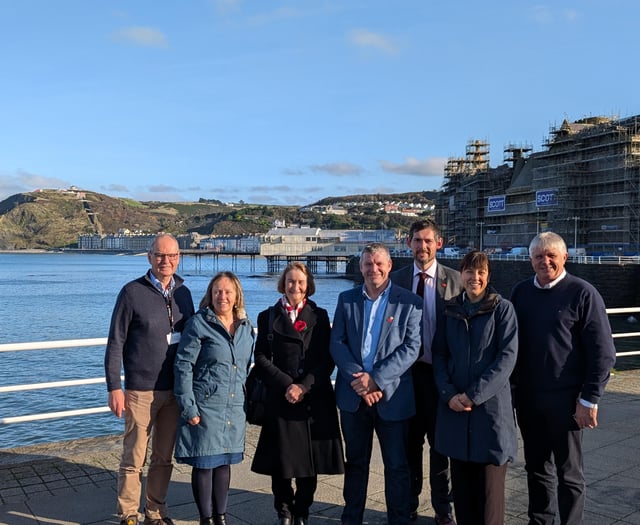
xmin=0 ymin=189 xmax=436 ymax=250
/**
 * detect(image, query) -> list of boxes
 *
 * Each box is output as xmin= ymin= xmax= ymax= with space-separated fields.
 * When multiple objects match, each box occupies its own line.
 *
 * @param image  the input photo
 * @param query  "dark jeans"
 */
xmin=408 ymin=362 xmax=452 ymax=516
xmin=516 ymin=392 xmax=585 ymax=525
xmin=450 ymin=460 xmax=507 ymax=525
xmin=340 ymin=403 xmax=410 ymax=525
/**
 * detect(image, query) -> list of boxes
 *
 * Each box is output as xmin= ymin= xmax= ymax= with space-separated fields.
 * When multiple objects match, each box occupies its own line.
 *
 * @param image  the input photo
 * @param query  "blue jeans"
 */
xmin=340 ymin=403 xmax=410 ymax=525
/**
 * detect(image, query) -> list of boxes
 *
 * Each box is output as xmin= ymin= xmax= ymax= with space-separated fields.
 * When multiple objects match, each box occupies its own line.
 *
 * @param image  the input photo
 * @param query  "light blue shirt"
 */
xmin=361 ymin=282 xmax=391 ymax=373
xmin=148 ymin=270 xmax=175 ymax=298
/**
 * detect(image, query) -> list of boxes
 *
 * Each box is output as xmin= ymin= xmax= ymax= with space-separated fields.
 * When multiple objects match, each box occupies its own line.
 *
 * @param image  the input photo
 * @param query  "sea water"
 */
xmin=0 ymin=252 xmax=355 ymax=449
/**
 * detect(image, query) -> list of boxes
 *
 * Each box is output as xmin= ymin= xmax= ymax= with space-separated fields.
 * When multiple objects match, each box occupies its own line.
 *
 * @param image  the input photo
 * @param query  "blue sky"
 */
xmin=1 ymin=1 xmax=638 ymax=206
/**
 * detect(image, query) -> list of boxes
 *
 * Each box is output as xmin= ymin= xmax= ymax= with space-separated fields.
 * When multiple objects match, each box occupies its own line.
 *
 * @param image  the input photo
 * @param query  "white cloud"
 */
xmin=348 ymin=29 xmax=398 ymax=55
xmin=379 ymin=156 xmax=446 ymax=176
xmin=0 ymin=170 xmax=71 ymax=202
xmin=308 ymin=163 xmax=363 ymax=176
xmin=102 ymin=183 xmax=129 ymax=193
xmin=148 ymin=184 xmax=180 ymax=193
xmin=212 ymin=0 xmax=242 ymax=14
xmin=530 ymin=5 xmax=553 ymax=24
xmin=248 ymin=7 xmax=301 ymax=25
xmin=112 ymin=26 xmax=168 ymax=48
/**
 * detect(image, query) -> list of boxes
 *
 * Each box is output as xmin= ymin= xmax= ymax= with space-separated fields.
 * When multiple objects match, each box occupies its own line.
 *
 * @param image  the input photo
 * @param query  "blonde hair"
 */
xmin=199 ymin=271 xmax=247 ymax=319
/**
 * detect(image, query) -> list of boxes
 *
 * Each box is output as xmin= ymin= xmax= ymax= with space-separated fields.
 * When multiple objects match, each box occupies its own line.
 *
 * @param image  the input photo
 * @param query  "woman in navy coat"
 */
xmin=174 ymin=272 xmax=255 ymax=525
xmin=251 ymin=262 xmax=344 ymax=525
xmin=432 ymin=251 xmax=518 ymax=525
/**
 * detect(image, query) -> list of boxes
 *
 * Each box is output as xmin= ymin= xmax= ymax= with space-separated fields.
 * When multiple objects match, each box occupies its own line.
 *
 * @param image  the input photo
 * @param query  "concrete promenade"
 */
xmin=1 ymin=369 xmax=639 ymax=525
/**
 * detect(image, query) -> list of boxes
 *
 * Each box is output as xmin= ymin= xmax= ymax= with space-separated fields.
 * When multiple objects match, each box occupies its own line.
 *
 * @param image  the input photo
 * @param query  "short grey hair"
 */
xmin=360 ymin=242 xmax=391 ymax=261
xmin=148 ymin=233 xmax=179 ymax=254
xmin=529 ymin=231 xmax=567 ymax=255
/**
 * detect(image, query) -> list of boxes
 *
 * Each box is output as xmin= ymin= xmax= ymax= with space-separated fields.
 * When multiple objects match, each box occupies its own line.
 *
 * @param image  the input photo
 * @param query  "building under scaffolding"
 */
xmin=436 ymin=115 xmax=640 ymax=255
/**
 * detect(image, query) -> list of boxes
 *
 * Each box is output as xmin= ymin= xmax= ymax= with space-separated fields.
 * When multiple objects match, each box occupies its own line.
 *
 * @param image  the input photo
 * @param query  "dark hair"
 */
xmin=460 ymin=251 xmax=490 ymax=276
xmin=276 ymin=261 xmax=316 ymax=297
xmin=199 ymin=271 xmax=247 ymax=319
xmin=408 ymin=219 xmax=442 ymax=242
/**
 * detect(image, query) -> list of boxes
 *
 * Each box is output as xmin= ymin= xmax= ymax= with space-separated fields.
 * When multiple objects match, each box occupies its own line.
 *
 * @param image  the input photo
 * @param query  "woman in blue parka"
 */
xmin=432 ymin=251 xmax=518 ymax=525
xmin=174 ymin=271 xmax=254 ymax=525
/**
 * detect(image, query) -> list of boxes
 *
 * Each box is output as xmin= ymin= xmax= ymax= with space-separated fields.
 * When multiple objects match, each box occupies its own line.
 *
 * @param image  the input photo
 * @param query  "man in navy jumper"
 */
xmin=105 ymin=233 xmax=195 ymax=525
xmin=511 ymin=232 xmax=616 ymax=525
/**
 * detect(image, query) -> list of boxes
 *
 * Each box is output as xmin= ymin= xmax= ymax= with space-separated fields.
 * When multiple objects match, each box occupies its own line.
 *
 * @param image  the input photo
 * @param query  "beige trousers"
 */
xmin=117 ymin=390 xmax=179 ymax=520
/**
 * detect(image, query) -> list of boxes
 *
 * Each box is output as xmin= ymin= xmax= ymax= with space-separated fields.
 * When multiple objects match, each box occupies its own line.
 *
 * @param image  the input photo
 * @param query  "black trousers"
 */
xmin=450 ymin=459 xmax=507 ymax=525
xmin=516 ymin=391 xmax=585 ymax=525
xmin=271 ymin=475 xmax=317 ymax=519
xmin=408 ymin=362 xmax=452 ymax=516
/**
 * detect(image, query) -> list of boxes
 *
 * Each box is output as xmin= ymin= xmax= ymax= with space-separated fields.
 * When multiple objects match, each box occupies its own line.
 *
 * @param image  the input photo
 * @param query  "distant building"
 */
xmin=436 ymin=115 xmax=640 ymax=255
xmin=77 ymin=232 xmax=193 ymax=251
xmin=260 ymin=227 xmax=398 ymax=257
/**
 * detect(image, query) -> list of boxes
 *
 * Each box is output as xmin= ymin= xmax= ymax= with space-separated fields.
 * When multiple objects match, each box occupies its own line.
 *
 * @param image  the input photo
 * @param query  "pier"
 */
xmin=179 ymin=250 xmax=352 ymax=275
xmin=0 ymin=368 xmax=639 ymax=524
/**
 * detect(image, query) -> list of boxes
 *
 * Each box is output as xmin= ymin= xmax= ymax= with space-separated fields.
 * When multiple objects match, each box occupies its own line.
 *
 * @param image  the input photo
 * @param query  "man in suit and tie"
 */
xmin=390 ymin=219 xmax=462 ymax=525
xmin=330 ymin=242 xmax=422 ymax=525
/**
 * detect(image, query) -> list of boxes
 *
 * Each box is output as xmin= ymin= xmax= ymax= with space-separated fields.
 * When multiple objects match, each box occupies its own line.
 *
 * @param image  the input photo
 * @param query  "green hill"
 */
xmin=0 ymin=189 xmax=436 ymax=250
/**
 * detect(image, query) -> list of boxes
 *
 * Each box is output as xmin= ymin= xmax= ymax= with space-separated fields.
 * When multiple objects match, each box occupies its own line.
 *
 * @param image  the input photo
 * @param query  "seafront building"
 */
xmin=77 ymin=227 xmax=401 ymax=257
xmin=437 ymin=114 xmax=640 ymax=255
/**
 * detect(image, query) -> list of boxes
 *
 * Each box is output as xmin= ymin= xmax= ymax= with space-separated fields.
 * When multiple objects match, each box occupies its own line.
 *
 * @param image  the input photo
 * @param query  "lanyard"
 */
xmin=164 ymin=293 xmax=174 ymax=332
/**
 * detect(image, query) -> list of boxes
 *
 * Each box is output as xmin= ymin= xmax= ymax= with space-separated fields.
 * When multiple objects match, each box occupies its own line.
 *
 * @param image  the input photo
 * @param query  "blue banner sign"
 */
xmin=487 ymin=195 xmax=506 ymax=213
xmin=536 ymin=189 xmax=558 ymax=207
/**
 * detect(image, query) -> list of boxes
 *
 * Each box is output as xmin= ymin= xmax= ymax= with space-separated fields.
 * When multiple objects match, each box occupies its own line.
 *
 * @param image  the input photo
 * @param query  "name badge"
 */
xmin=167 ymin=332 xmax=181 ymax=345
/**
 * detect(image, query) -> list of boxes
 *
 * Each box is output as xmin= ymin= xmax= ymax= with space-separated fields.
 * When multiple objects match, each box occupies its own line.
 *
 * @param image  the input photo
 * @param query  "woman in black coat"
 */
xmin=250 ymin=262 xmax=344 ymax=525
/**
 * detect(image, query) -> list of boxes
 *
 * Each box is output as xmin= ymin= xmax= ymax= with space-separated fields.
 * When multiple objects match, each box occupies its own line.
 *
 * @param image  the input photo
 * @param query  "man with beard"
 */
xmin=390 ymin=220 xmax=462 ymax=525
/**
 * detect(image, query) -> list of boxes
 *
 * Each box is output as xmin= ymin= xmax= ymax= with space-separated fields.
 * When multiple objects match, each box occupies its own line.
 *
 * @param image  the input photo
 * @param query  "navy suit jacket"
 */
xmin=330 ymin=282 xmax=422 ymax=421
xmin=390 ymin=261 xmax=463 ymax=357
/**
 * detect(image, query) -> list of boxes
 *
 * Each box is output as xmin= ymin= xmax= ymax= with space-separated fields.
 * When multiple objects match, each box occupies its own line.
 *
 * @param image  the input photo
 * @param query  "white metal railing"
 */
xmin=1 ymin=308 xmax=639 ymax=425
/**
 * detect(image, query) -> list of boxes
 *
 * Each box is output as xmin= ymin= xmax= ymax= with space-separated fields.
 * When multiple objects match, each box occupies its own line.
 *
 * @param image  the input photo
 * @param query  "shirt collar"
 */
xmin=362 ymin=280 xmax=392 ymax=301
xmin=148 ymin=270 xmax=175 ymax=296
xmin=414 ymin=260 xmax=437 ymax=279
xmin=534 ymin=269 xmax=567 ymax=289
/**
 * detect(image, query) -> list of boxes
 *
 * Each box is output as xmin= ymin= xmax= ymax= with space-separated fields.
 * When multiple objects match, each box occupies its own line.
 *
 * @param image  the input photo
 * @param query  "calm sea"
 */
xmin=0 ymin=252 xmax=355 ymax=449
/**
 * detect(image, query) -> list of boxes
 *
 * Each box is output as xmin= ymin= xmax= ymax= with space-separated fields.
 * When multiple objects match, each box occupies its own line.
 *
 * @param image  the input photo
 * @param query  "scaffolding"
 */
xmin=436 ymin=115 xmax=640 ymax=255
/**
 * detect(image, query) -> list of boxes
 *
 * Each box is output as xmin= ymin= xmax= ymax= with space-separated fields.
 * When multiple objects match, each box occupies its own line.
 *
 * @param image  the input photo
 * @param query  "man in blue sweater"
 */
xmin=105 ymin=234 xmax=195 ymax=525
xmin=511 ymin=232 xmax=616 ymax=525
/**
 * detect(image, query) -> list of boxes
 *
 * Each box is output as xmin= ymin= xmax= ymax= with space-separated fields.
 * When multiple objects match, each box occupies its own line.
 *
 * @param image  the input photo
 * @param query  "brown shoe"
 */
xmin=434 ymin=514 xmax=456 ymax=525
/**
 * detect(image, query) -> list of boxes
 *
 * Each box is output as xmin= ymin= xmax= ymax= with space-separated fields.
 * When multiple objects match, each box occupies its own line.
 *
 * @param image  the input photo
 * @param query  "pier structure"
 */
xmin=179 ymin=249 xmax=259 ymax=273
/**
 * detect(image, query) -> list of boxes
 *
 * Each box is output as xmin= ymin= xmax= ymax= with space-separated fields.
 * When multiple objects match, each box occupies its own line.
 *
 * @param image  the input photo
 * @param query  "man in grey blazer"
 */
xmin=390 ymin=220 xmax=462 ymax=525
xmin=330 ymin=242 xmax=422 ymax=525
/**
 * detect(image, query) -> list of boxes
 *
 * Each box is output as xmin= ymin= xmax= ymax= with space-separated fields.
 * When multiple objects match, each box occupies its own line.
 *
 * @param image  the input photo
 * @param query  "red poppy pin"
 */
xmin=386 ymin=316 xmax=394 ymax=323
xmin=441 ymin=282 xmax=447 ymax=289
xmin=294 ymin=320 xmax=308 ymax=332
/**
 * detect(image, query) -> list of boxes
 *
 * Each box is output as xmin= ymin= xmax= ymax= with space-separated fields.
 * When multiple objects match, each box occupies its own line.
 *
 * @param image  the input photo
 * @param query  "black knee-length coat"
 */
xmin=250 ymin=299 xmax=345 ymax=478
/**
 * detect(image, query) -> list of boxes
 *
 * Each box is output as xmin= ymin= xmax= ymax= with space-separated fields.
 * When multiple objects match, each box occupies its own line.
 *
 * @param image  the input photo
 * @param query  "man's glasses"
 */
xmin=153 ymin=252 xmax=179 ymax=260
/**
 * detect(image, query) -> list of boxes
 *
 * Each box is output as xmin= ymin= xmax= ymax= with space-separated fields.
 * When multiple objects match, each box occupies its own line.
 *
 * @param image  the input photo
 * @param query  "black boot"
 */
xmin=279 ymin=517 xmax=292 ymax=525
xmin=200 ymin=519 xmax=213 ymax=525
xmin=213 ymin=515 xmax=227 ymax=525
xmin=293 ymin=517 xmax=308 ymax=525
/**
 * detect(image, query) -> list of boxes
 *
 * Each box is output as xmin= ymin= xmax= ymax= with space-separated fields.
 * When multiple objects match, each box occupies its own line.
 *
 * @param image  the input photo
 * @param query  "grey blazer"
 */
xmin=390 ymin=261 xmax=463 ymax=355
